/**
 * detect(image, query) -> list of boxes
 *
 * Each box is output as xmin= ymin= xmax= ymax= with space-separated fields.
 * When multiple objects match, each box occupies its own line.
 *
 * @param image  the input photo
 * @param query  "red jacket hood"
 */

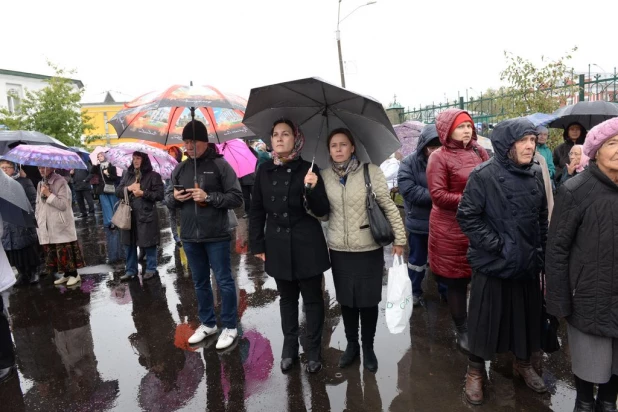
xmin=435 ymin=108 xmax=477 ymax=148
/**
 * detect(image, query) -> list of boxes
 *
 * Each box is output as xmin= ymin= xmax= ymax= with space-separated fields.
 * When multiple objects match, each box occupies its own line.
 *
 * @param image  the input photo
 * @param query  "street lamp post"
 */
xmin=336 ymin=0 xmax=376 ymax=88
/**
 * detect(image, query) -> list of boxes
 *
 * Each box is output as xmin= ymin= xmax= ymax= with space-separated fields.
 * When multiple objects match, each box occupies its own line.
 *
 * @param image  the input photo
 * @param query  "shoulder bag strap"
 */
xmin=124 ymin=187 xmax=129 ymax=203
xmin=363 ymin=163 xmax=375 ymax=198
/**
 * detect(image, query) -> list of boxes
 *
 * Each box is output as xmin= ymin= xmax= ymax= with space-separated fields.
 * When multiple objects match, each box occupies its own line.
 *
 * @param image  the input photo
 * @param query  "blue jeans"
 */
xmin=183 ymin=241 xmax=237 ymax=329
xmin=407 ymin=232 xmax=447 ymax=297
xmin=99 ymin=193 xmax=116 ymax=228
xmin=125 ymin=245 xmax=157 ymax=275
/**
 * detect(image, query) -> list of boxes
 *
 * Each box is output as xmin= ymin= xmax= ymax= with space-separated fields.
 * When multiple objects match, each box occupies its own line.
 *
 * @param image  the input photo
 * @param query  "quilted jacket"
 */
xmin=546 ymin=161 xmax=618 ymax=338
xmin=35 ymin=172 xmax=78 ymax=245
xmin=426 ymin=109 xmax=489 ymax=278
xmin=456 ymin=118 xmax=548 ymax=280
xmin=322 ymin=163 xmax=406 ymax=252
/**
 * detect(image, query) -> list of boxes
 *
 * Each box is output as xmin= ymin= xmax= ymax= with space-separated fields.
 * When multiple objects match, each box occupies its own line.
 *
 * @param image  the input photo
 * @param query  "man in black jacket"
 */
xmin=71 ymin=164 xmax=95 ymax=218
xmin=166 ymin=120 xmax=243 ymax=351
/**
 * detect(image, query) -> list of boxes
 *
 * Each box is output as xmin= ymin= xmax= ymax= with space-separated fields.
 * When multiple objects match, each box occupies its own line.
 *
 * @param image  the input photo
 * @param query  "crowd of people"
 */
xmin=0 ymin=110 xmax=616 ymax=412
xmin=397 ymin=109 xmax=617 ymax=411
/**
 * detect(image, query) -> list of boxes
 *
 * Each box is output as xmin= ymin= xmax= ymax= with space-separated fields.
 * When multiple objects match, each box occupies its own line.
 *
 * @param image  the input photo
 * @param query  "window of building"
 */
xmin=6 ymin=83 xmax=22 ymax=113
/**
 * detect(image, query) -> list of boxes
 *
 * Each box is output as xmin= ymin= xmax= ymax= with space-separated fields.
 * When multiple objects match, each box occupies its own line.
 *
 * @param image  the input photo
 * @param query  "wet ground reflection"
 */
xmin=0 ymin=207 xmax=578 ymax=411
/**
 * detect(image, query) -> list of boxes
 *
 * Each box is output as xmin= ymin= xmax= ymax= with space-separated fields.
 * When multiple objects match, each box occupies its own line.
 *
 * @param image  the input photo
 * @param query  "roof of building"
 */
xmin=0 ymin=68 xmax=84 ymax=89
xmin=81 ymin=91 xmax=128 ymax=106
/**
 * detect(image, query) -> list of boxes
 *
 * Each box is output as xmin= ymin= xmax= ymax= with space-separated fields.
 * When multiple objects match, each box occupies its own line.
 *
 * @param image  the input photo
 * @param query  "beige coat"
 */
xmin=534 ymin=153 xmax=555 ymax=222
xmin=322 ymin=163 xmax=406 ymax=252
xmin=35 ymin=172 xmax=78 ymax=245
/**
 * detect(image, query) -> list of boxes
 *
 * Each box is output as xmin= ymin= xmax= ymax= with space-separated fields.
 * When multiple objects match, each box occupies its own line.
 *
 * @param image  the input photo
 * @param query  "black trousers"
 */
xmin=241 ymin=185 xmax=252 ymax=215
xmin=75 ymin=190 xmax=95 ymax=215
xmin=0 ymin=296 xmax=15 ymax=369
xmin=275 ymin=275 xmax=324 ymax=361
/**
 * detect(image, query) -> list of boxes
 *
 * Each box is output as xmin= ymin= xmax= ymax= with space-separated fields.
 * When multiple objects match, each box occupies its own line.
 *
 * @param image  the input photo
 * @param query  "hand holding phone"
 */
xmin=174 ymin=185 xmax=192 ymax=202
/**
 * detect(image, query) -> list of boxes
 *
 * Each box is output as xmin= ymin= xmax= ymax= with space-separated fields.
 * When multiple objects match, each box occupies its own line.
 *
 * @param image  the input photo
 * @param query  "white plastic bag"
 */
xmin=385 ymin=255 xmax=413 ymax=334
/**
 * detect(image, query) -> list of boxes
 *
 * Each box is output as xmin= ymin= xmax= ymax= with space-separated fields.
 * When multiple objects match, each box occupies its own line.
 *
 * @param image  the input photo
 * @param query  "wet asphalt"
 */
xmin=0 ymin=206 xmax=579 ymax=412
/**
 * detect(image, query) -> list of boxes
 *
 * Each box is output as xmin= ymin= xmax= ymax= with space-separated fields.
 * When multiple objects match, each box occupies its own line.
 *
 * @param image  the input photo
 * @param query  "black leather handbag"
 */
xmin=363 ymin=164 xmax=395 ymax=246
xmin=540 ymin=271 xmax=560 ymax=353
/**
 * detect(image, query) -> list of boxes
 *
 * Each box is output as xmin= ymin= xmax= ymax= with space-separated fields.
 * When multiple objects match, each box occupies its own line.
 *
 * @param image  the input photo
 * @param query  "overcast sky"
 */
xmin=2 ymin=0 xmax=616 ymax=110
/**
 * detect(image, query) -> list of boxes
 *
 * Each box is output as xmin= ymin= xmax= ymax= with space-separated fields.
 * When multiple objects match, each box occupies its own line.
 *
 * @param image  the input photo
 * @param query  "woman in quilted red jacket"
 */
xmin=426 ymin=109 xmax=489 ymax=353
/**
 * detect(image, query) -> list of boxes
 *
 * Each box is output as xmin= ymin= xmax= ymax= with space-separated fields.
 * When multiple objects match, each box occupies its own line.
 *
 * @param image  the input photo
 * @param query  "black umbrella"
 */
xmin=242 ymin=77 xmax=401 ymax=170
xmin=0 ymin=130 xmax=68 ymax=154
xmin=549 ymin=101 xmax=618 ymax=130
xmin=0 ymin=170 xmax=36 ymax=228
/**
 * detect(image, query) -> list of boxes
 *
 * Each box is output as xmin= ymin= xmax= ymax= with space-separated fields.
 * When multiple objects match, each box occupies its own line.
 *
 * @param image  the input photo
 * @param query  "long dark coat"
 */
xmin=546 ymin=161 xmax=618 ymax=338
xmin=249 ymin=157 xmax=330 ymax=281
xmin=116 ymin=154 xmax=164 ymax=248
xmin=2 ymin=176 xmax=38 ymax=250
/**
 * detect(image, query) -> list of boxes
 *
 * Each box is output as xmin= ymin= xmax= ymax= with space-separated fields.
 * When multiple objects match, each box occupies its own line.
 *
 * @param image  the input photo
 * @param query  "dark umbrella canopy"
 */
xmin=549 ymin=101 xmax=618 ymax=130
xmin=0 ymin=170 xmax=36 ymax=228
xmin=242 ymin=77 xmax=401 ymax=168
xmin=0 ymin=130 xmax=68 ymax=154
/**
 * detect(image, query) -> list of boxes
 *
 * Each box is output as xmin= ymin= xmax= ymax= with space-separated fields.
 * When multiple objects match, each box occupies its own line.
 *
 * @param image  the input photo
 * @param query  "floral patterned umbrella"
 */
xmin=393 ymin=120 xmax=425 ymax=157
xmin=1 ymin=144 xmax=87 ymax=170
xmin=105 ymin=143 xmax=178 ymax=179
xmin=108 ymin=85 xmax=254 ymax=145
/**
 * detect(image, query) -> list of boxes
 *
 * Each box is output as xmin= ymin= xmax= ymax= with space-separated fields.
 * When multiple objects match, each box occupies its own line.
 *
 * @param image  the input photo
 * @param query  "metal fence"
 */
xmin=399 ymin=71 xmax=618 ymax=127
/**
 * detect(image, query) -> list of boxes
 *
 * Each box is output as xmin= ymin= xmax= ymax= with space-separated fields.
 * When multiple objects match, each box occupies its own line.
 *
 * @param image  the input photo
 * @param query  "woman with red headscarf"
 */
xmin=426 ymin=109 xmax=489 ymax=353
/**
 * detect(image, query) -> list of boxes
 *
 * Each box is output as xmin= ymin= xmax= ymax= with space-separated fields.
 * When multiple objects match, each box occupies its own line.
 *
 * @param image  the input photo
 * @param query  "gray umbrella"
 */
xmin=0 ymin=170 xmax=36 ymax=228
xmin=0 ymin=130 xmax=68 ymax=154
xmin=549 ymin=101 xmax=618 ymax=130
xmin=242 ymin=77 xmax=401 ymax=169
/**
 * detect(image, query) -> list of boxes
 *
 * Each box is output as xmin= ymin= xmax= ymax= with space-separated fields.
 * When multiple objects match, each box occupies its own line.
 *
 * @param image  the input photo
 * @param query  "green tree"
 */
xmin=0 ymin=62 xmax=94 ymax=146
xmin=467 ymin=47 xmax=578 ymax=148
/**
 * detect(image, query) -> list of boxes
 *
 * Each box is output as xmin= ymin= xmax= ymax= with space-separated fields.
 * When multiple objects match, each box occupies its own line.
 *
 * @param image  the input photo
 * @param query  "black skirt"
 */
xmin=6 ymin=245 xmax=41 ymax=276
xmin=468 ymin=274 xmax=542 ymax=360
xmin=330 ymin=248 xmax=384 ymax=308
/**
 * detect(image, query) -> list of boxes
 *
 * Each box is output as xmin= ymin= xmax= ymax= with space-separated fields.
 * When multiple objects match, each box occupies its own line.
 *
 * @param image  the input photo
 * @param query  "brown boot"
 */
xmin=513 ymin=358 xmax=547 ymax=393
xmin=531 ymin=351 xmax=543 ymax=376
xmin=464 ymin=361 xmax=485 ymax=405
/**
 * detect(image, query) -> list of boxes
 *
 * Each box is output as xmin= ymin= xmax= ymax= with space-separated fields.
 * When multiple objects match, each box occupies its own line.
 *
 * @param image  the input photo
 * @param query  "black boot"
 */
xmin=454 ymin=317 xmax=470 ymax=354
xmin=362 ymin=344 xmax=378 ymax=372
xmin=595 ymin=399 xmax=618 ymax=412
xmin=572 ymin=399 xmax=595 ymax=412
xmin=339 ymin=341 xmax=360 ymax=368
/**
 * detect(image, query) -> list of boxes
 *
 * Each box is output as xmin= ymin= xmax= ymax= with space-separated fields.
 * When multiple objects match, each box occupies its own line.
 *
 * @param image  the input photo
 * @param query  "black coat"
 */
xmin=552 ymin=121 xmax=587 ymax=182
xmin=165 ymin=150 xmax=243 ymax=243
xmin=546 ymin=161 xmax=618 ymax=338
xmin=2 ymin=176 xmax=38 ymax=250
xmin=249 ymin=158 xmax=330 ymax=281
xmin=457 ymin=118 xmax=548 ymax=280
xmin=72 ymin=167 xmax=92 ymax=192
xmin=397 ymin=124 xmax=438 ymax=234
xmin=116 ymin=154 xmax=164 ymax=247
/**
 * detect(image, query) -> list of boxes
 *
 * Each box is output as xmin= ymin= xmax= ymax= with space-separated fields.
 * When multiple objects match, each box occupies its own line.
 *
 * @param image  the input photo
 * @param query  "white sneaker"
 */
xmin=188 ymin=324 xmax=218 ymax=344
xmin=54 ymin=276 xmax=69 ymax=285
xmin=216 ymin=328 xmax=238 ymax=350
xmin=66 ymin=275 xmax=81 ymax=286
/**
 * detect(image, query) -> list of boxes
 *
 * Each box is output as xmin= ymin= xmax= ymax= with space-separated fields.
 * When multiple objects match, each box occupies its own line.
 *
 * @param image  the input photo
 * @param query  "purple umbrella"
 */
xmin=393 ymin=121 xmax=425 ymax=157
xmin=106 ymin=143 xmax=178 ymax=179
xmin=138 ymin=351 xmax=205 ymax=412
xmin=1 ymin=144 xmax=88 ymax=170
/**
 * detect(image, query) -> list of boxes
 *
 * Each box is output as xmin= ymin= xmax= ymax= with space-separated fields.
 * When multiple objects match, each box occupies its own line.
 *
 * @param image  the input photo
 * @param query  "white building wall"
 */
xmin=0 ymin=73 xmax=80 ymax=113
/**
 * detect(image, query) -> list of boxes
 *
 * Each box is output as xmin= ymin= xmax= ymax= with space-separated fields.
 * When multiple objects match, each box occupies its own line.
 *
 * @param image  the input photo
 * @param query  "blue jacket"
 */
xmin=397 ymin=125 xmax=439 ymax=234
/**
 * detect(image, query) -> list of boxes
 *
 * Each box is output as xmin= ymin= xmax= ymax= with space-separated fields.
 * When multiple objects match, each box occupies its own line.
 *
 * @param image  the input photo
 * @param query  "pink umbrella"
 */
xmin=215 ymin=139 xmax=257 ymax=178
xmin=89 ymin=146 xmax=109 ymax=165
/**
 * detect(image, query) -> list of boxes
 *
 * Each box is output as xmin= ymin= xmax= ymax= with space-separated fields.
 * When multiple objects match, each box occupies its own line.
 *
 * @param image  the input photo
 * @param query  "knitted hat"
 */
xmin=449 ymin=112 xmax=474 ymax=137
xmin=583 ymin=117 xmax=618 ymax=159
xmin=182 ymin=120 xmax=209 ymax=142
